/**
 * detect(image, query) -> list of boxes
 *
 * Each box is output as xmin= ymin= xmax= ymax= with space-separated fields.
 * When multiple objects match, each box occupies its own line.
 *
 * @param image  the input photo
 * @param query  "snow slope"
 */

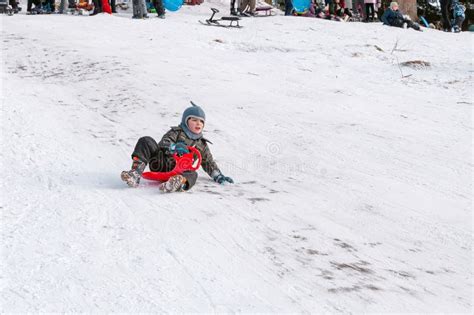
xmin=1 ymin=2 xmax=472 ymax=312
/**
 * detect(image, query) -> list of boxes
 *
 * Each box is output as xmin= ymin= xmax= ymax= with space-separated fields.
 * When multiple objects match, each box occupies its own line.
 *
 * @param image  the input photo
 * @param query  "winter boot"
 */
xmin=159 ymin=175 xmax=187 ymax=193
xmin=412 ymin=22 xmax=421 ymax=31
xmin=121 ymin=157 xmax=146 ymax=187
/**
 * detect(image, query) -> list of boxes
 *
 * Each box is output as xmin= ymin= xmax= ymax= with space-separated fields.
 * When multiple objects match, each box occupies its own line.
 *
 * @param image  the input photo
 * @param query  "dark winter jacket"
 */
xmin=381 ymin=8 xmax=404 ymax=25
xmin=158 ymin=126 xmax=221 ymax=178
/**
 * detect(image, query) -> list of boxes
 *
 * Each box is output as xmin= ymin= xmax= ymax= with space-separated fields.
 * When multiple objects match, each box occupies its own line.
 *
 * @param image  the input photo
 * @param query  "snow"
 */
xmin=1 ymin=1 xmax=473 ymax=312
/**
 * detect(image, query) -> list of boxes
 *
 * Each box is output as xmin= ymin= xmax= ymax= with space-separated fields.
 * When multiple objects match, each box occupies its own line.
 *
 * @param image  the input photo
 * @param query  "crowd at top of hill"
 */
xmin=1 ymin=0 xmax=469 ymax=33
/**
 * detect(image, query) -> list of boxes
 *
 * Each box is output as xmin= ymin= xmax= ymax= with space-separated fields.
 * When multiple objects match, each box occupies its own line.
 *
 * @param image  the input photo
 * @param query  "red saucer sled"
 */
xmin=141 ymin=146 xmax=202 ymax=182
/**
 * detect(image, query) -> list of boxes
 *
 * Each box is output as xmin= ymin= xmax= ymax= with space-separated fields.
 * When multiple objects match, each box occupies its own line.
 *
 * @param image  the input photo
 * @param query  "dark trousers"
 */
xmin=132 ymin=136 xmax=197 ymax=189
xmin=27 ymin=0 xmax=40 ymax=11
xmin=152 ymin=0 xmax=164 ymax=15
xmin=453 ymin=16 xmax=464 ymax=28
xmin=440 ymin=0 xmax=452 ymax=30
xmin=392 ymin=17 xmax=420 ymax=30
xmin=92 ymin=0 xmax=102 ymax=13
xmin=365 ymin=3 xmax=374 ymax=21
xmin=284 ymin=0 xmax=292 ymax=15
xmin=326 ymin=0 xmax=334 ymax=15
xmin=111 ymin=0 xmax=116 ymax=12
xmin=9 ymin=0 xmax=18 ymax=9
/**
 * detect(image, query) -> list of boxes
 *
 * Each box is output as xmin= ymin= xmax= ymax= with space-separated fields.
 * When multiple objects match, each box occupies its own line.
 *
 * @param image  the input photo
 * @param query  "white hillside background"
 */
xmin=1 ymin=1 xmax=472 ymax=312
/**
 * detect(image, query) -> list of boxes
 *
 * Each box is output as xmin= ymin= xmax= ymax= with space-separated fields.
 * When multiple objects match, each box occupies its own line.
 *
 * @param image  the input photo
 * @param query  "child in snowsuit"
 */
xmin=450 ymin=0 xmax=465 ymax=32
xmin=121 ymin=102 xmax=234 ymax=192
xmin=381 ymin=2 xmax=421 ymax=31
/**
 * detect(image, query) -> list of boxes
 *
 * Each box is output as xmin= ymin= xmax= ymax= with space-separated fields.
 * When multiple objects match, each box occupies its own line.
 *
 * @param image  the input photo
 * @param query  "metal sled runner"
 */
xmin=199 ymin=8 xmax=242 ymax=28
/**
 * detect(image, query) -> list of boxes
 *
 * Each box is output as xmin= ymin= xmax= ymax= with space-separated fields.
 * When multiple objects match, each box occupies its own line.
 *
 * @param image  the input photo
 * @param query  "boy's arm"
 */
xmin=158 ymin=129 xmax=180 ymax=151
xmin=201 ymin=143 xmax=221 ymax=179
xmin=381 ymin=10 xmax=389 ymax=25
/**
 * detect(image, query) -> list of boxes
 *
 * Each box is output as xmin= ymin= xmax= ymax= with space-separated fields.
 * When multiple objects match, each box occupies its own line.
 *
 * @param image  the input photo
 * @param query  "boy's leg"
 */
xmin=132 ymin=136 xmax=174 ymax=172
xmin=181 ymin=171 xmax=198 ymax=190
xmin=131 ymin=136 xmax=161 ymax=164
xmin=122 ymin=136 xmax=160 ymax=187
xmin=455 ymin=16 xmax=464 ymax=29
xmin=121 ymin=156 xmax=146 ymax=187
xmin=391 ymin=18 xmax=404 ymax=28
xmin=159 ymin=171 xmax=198 ymax=192
xmin=406 ymin=20 xmax=421 ymax=30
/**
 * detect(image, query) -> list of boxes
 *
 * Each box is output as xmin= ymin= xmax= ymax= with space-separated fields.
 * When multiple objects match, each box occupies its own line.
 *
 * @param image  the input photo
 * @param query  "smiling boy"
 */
xmin=121 ymin=102 xmax=234 ymax=192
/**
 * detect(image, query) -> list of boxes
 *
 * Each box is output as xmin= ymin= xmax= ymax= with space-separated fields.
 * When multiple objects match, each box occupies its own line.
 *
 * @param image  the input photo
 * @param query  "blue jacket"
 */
xmin=452 ymin=1 xmax=466 ymax=19
xmin=381 ymin=8 xmax=404 ymax=25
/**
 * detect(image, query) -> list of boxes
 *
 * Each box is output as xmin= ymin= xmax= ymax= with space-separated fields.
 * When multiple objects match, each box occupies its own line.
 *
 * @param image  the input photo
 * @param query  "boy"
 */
xmin=381 ymin=2 xmax=421 ymax=31
xmin=121 ymin=102 xmax=234 ymax=192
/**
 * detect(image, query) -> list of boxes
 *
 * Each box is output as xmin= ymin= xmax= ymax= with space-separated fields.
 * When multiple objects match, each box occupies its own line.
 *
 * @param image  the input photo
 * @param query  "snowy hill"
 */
xmin=1 ymin=2 xmax=472 ymax=312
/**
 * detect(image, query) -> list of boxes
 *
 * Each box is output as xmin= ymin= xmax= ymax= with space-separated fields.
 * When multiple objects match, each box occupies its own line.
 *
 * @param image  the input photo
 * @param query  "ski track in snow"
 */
xmin=1 ymin=1 xmax=473 ymax=312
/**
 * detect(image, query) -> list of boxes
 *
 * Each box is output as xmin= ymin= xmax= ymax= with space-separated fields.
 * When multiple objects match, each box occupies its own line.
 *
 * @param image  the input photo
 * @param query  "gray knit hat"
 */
xmin=179 ymin=101 xmax=206 ymax=140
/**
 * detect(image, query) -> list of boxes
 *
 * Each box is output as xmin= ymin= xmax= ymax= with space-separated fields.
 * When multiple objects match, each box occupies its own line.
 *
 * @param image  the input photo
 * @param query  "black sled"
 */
xmin=199 ymin=8 xmax=242 ymax=28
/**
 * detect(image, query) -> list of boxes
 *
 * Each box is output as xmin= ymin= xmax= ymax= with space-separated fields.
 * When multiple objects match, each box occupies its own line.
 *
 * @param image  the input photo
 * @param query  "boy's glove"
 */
xmin=214 ymin=174 xmax=234 ymax=184
xmin=169 ymin=142 xmax=189 ymax=156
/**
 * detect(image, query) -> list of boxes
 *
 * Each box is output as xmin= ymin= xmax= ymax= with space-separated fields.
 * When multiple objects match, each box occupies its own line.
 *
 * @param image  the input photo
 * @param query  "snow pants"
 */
xmin=391 ymin=18 xmax=420 ymax=31
xmin=132 ymin=136 xmax=198 ymax=189
xmin=453 ymin=15 xmax=464 ymax=29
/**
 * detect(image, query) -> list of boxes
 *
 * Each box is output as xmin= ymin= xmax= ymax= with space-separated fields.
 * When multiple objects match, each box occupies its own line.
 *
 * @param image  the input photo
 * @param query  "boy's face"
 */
xmin=187 ymin=117 xmax=204 ymax=134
